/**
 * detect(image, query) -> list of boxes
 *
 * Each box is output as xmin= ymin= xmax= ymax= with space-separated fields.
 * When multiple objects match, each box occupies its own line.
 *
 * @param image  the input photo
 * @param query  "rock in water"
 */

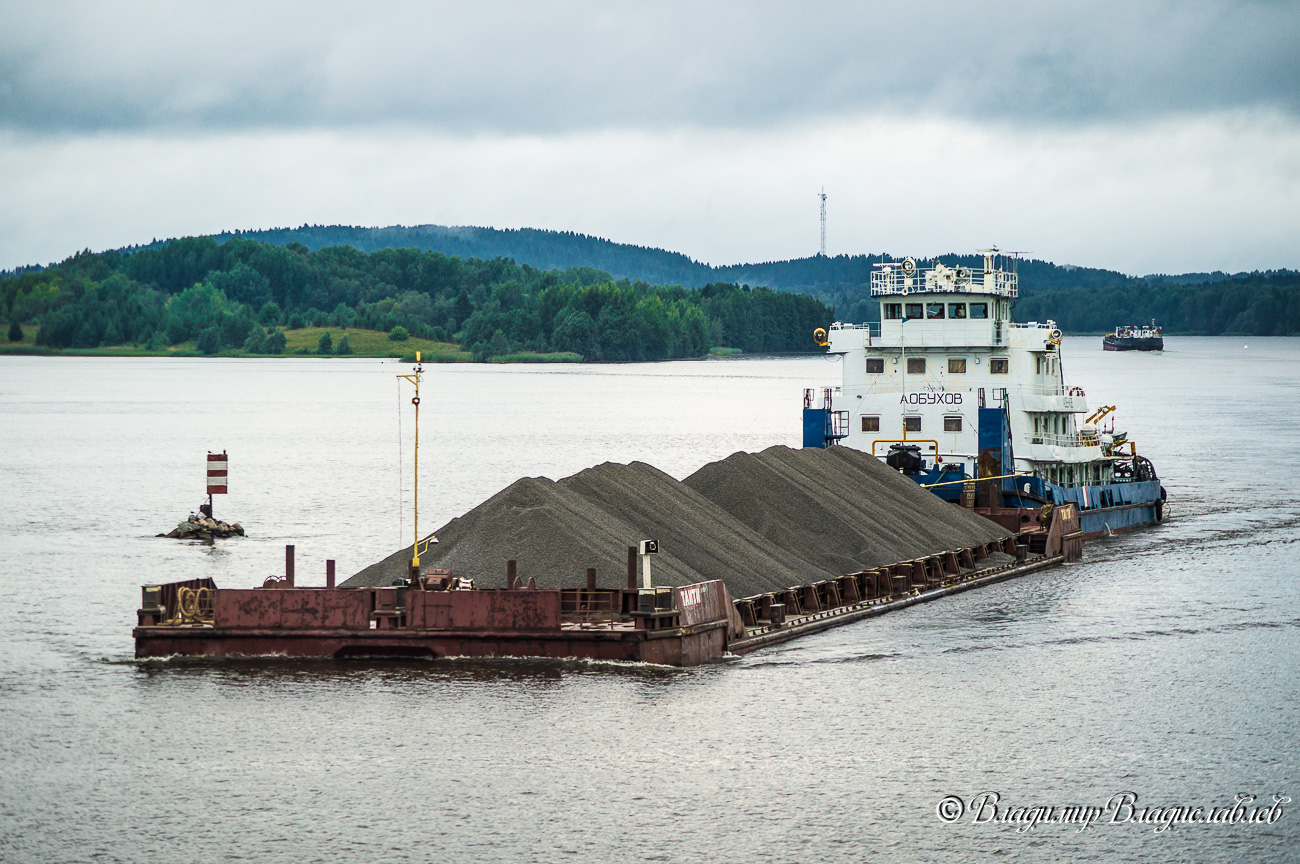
xmin=161 ymin=516 xmax=246 ymax=541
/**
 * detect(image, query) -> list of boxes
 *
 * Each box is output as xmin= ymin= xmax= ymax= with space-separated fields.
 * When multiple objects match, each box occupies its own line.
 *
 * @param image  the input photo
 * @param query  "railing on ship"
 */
xmin=1030 ymin=432 xmax=1097 ymax=448
xmin=828 ymin=322 xmax=881 ymax=338
xmin=559 ymin=588 xmax=624 ymax=628
xmin=870 ymin=264 xmax=1018 ymax=298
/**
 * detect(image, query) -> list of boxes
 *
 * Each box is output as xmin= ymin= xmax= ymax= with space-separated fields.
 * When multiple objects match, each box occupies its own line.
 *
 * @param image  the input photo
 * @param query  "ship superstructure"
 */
xmin=1103 ymin=321 xmax=1164 ymax=351
xmin=803 ymin=249 xmax=1164 ymax=537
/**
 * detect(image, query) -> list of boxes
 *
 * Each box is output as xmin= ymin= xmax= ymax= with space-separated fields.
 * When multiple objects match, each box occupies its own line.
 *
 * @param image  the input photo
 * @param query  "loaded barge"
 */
xmin=135 ymin=340 xmax=1088 ymax=667
xmin=135 ymin=503 xmax=1080 ymax=666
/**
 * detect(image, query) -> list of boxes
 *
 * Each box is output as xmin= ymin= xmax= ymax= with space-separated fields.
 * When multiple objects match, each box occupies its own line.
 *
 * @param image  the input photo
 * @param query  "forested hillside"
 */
xmin=115 ymin=223 xmax=1296 ymax=335
xmin=201 ymin=225 xmax=714 ymax=288
xmin=187 ymin=225 xmax=1138 ymax=296
xmin=6 ymin=225 xmax=1297 ymax=345
xmin=0 ymin=237 xmax=832 ymax=360
xmin=1013 ymin=270 xmax=1300 ymax=335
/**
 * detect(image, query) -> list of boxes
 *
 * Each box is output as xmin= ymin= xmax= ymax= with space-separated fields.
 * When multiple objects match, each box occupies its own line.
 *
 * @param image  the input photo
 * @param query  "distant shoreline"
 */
xmin=0 ymin=324 xmax=782 ymax=362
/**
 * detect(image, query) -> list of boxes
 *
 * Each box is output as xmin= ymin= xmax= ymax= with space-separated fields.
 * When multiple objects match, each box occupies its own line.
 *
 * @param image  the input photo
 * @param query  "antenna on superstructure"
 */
xmin=818 ymin=187 xmax=827 ymax=257
xmin=1003 ymin=249 xmax=1028 ymax=275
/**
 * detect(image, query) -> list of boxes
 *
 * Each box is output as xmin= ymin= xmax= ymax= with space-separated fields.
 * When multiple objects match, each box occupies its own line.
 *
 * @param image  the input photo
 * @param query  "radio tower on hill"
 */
xmin=818 ymin=187 xmax=827 ymax=257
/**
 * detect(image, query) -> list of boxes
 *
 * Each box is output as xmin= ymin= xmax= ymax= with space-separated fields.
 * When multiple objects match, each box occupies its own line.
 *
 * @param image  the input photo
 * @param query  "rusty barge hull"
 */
xmin=132 ymin=623 xmax=728 ymax=666
xmin=135 ymin=579 xmax=739 ymax=667
xmin=135 ymin=506 xmax=1082 ymax=667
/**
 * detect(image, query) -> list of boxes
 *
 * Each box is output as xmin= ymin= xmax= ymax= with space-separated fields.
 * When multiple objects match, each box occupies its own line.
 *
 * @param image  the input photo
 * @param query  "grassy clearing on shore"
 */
xmin=280 ymin=327 xmax=470 ymax=360
xmin=488 ymin=351 xmax=583 ymax=363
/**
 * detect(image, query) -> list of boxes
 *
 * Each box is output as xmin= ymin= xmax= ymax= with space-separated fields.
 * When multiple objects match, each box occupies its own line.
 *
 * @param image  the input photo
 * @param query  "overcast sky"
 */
xmin=2 ymin=1 xmax=1298 ymax=273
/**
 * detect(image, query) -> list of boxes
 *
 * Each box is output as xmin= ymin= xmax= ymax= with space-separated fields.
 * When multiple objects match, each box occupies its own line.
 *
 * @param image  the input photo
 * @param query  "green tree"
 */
xmin=197 ymin=326 xmax=222 ymax=355
xmin=336 ymin=334 xmax=353 ymax=355
xmin=550 ymin=307 xmax=596 ymax=356
xmin=489 ymin=328 xmax=511 ymax=358
xmin=221 ymin=310 xmax=255 ymax=349
xmin=207 ymin=261 xmax=271 ymax=307
xmin=595 ymin=300 xmax=644 ymax=361
xmin=243 ymin=325 xmax=267 ymax=353
xmin=165 ymin=283 xmax=228 ymax=344
xmin=317 ymin=331 xmax=333 ymax=354
xmin=7 ymin=319 xmax=22 ymax=342
xmin=264 ymin=328 xmax=286 ymax=354
xmin=388 ymin=325 xmax=409 ymax=341
xmin=258 ymin=300 xmax=283 ymax=326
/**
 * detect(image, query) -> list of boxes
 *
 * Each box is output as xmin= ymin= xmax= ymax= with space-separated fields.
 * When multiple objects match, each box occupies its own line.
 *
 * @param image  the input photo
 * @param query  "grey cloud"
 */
xmin=1 ymin=0 xmax=1297 ymax=134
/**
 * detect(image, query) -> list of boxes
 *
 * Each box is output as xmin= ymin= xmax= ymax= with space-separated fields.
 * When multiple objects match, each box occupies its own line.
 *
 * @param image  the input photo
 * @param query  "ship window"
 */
xmin=969 ymin=303 xmax=989 ymax=319
xmin=904 ymin=416 xmax=922 ymax=432
xmin=944 ymin=416 xmax=963 ymax=432
xmin=990 ymin=358 xmax=1009 ymax=374
xmin=866 ymin=358 xmax=884 ymax=373
xmin=905 ymin=303 xmax=924 ymax=319
xmin=907 ymin=357 xmax=926 ymax=374
xmin=862 ymin=415 xmax=880 ymax=433
xmin=884 ymin=303 xmax=903 ymax=320
xmin=948 ymin=303 xmax=966 ymax=319
xmin=926 ymin=303 xmax=945 ymax=319
xmin=948 ymin=358 xmax=966 ymax=373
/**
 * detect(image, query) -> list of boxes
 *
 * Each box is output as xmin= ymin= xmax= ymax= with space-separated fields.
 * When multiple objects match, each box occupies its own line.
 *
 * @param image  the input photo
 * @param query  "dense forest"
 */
xmin=103 ymin=223 xmax=1297 ymax=335
xmin=1012 ymin=270 xmax=1300 ymax=335
xmin=170 ymin=224 xmax=1140 ymax=296
xmin=5 ymin=226 xmax=1297 ymax=351
xmin=0 ymin=237 xmax=833 ymax=360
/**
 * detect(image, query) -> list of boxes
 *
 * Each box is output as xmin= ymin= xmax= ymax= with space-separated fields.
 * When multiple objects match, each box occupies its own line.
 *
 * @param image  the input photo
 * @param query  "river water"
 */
xmin=1 ymin=338 xmax=1297 ymax=863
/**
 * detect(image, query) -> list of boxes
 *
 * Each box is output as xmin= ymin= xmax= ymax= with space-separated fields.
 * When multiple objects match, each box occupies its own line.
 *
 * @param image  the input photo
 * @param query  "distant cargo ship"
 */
xmin=1103 ymin=322 xmax=1164 ymax=351
xmin=803 ymin=248 xmax=1165 ymax=539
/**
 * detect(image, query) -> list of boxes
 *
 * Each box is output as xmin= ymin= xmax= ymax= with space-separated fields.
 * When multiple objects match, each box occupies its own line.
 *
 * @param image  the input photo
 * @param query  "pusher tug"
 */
xmin=1104 ymin=321 xmax=1164 ymax=352
xmin=802 ymin=249 xmax=1165 ymax=538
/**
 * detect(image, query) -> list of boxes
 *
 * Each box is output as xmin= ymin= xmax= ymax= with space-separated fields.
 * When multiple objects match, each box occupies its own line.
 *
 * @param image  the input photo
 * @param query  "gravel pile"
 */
xmin=682 ymin=445 xmax=1009 ymax=575
xmin=345 ymin=445 xmax=1011 ymax=596
xmin=556 ymin=461 xmax=828 ymax=595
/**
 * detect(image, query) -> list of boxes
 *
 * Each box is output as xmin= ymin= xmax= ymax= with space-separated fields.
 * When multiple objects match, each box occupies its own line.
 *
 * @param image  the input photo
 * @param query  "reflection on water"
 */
xmin=2 ymin=342 xmax=1299 ymax=863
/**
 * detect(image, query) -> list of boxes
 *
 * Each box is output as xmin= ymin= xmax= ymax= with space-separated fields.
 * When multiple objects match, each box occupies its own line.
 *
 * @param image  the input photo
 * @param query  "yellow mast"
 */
xmin=397 ymin=352 xmax=424 ymax=571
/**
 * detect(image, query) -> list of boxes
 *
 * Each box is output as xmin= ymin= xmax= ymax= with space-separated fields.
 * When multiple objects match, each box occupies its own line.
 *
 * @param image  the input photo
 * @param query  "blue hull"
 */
xmin=910 ymin=469 xmax=1164 ymax=538
xmin=1078 ymin=501 xmax=1160 ymax=537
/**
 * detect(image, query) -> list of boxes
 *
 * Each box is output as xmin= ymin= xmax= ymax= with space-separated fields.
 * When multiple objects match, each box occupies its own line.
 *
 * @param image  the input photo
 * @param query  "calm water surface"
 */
xmin=1 ymin=339 xmax=1297 ymax=863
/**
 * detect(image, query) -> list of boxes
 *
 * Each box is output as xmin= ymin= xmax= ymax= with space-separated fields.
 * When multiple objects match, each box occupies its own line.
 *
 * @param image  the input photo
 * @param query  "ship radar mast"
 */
xmin=818 ymin=187 xmax=827 ymax=257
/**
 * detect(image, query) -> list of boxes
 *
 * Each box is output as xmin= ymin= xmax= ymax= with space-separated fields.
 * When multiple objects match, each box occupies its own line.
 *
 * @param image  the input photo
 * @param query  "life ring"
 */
xmin=901 ymin=257 xmax=916 ymax=275
xmin=1049 ymin=329 xmax=1063 ymax=345
xmin=1069 ymin=386 xmax=1085 ymax=397
xmin=813 ymin=327 xmax=828 ymax=347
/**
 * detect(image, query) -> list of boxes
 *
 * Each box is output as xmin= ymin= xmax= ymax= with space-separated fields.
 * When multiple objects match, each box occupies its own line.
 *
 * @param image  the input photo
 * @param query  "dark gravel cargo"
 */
xmin=344 ymin=445 xmax=1011 ymax=596
xmin=683 ymin=445 xmax=1008 ymax=574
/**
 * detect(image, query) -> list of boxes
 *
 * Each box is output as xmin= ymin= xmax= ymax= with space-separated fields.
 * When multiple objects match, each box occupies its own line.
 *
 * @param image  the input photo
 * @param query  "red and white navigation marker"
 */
xmin=205 ymin=451 xmax=228 ymax=517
